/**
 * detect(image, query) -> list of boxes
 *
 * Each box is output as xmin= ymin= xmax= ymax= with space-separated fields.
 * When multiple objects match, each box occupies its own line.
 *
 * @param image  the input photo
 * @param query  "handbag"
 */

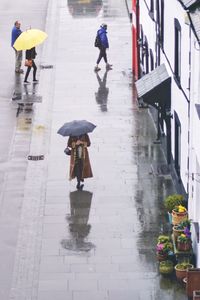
xmin=25 ymin=59 xmax=33 ymax=67
xmin=64 ymin=147 xmax=71 ymax=156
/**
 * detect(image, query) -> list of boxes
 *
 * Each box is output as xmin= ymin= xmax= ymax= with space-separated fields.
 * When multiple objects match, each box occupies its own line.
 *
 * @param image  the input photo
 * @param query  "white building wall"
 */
xmin=139 ymin=1 xmax=156 ymax=55
xmin=139 ymin=0 xmax=200 ymax=268
xmin=189 ymin=31 xmax=200 ymax=267
xmin=161 ymin=1 xmax=190 ymax=190
xmin=139 ymin=0 xmax=190 ymax=191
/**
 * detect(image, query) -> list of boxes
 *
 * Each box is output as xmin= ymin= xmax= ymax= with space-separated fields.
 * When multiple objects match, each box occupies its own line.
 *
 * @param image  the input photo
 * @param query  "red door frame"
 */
xmin=132 ymin=0 xmax=139 ymax=80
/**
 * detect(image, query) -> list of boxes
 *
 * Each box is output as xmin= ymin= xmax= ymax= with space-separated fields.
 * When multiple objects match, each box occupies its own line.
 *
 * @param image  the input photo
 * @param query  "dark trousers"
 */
xmin=96 ymin=47 xmax=107 ymax=64
xmin=74 ymin=159 xmax=83 ymax=184
xmin=24 ymin=60 xmax=37 ymax=81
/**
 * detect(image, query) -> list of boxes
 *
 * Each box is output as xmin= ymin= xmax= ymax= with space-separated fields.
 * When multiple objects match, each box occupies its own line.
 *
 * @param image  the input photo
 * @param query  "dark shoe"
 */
xmin=24 ymin=81 xmax=30 ymax=85
xmin=33 ymin=79 xmax=39 ymax=83
xmin=94 ymin=66 xmax=101 ymax=72
xmin=106 ymin=64 xmax=112 ymax=70
xmin=76 ymin=182 xmax=80 ymax=190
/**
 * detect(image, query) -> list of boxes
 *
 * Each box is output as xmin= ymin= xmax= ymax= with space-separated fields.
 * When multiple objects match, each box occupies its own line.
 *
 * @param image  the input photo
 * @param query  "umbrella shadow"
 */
xmin=61 ymin=190 xmax=95 ymax=252
xmin=95 ymin=70 xmax=109 ymax=112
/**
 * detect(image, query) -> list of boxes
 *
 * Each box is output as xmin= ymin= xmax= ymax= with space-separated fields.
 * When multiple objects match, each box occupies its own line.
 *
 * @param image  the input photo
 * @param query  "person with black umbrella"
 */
xmin=67 ymin=134 xmax=93 ymax=190
xmin=57 ymin=120 xmax=96 ymax=190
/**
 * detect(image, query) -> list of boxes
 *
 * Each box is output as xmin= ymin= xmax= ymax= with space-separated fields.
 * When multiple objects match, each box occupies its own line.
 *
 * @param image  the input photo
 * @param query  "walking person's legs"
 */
xmin=102 ymin=48 xmax=112 ymax=70
xmin=75 ymin=159 xmax=84 ymax=190
xmin=32 ymin=61 xmax=38 ymax=82
xmin=24 ymin=66 xmax=31 ymax=84
xmin=95 ymin=48 xmax=112 ymax=71
xmin=94 ymin=48 xmax=104 ymax=72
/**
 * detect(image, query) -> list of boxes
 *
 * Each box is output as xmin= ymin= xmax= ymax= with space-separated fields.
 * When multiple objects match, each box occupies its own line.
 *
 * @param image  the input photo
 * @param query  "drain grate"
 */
xmin=40 ymin=64 xmax=53 ymax=69
xmin=28 ymin=155 xmax=44 ymax=161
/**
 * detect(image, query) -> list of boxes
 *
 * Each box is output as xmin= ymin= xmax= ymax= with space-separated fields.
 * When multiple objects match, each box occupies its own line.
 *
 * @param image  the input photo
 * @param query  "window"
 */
xmin=144 ymin=37 xmax=149 ymax=74
xmin=160 ymin=0 xmax=164 ymax=47
xmin=150 ymin=49 xmax=154 ymax=71
xmin=174 ymin=111 xmax=181 ymax=177
xmin=174 ymin=18 xmax=181 ymax=83
xmin=149 ymin=0 xmax=154 ymax=19
xmin=156 ymin=0 xmax=164 ymax=47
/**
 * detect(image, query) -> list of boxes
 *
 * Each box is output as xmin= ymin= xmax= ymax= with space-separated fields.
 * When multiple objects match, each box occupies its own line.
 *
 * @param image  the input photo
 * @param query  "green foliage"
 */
xmin=159 ymin=260 xmax=174 ymax=274
xmin=157 ymin=235 xmax=171 ymax=244
xmin=174 ymin=220 xmax=191 ymax=230
xmin=164 ymin=194 xmax=184 ymax=213
xmin=175 ymin=262 xmax=193 ymax=270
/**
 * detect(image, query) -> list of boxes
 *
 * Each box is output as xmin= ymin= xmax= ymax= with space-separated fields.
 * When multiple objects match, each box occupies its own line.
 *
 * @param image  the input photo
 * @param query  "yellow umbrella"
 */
xmin=13 ymin=29 xmax=48 ymax=51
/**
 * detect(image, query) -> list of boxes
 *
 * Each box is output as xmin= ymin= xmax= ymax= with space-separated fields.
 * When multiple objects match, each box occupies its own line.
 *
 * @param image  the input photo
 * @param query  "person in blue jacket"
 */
xmin=11 ymin=20 xmax=23 ymax=74
xmin=94 ymin=24 xmax=112 ymax=72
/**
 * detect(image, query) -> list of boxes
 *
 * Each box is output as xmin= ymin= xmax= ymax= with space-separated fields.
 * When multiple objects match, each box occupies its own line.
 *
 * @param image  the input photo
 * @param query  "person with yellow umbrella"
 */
xmin=13 ymin=28 xmax=48 ymax=84
xmin=24 ymin=47 xmax=38 ymax=84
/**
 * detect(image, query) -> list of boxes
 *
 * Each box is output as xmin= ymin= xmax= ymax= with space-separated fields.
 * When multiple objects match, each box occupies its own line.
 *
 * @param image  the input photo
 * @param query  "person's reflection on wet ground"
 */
xmin=12 ymin=73 xmax=23 ymax=101
xmin=61 ymin=190 xmax=95 ymax=252
xmin=95 ymin=70 xmax=109 ymax=112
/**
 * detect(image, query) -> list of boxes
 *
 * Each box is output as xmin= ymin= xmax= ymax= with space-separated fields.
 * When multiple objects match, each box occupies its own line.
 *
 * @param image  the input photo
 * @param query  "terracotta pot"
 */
xmin=172 ymin=209 xmax=188 ymax=225
xmin=177 ymin=241 xmax=192 ymax=251
xmin=175 ymin=264 xmax=193 ymax=281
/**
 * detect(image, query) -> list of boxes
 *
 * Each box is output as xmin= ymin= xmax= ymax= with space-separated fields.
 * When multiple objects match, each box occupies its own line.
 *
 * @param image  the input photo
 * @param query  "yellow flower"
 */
xmin=178 ymin=205 xmax=186 ymax=212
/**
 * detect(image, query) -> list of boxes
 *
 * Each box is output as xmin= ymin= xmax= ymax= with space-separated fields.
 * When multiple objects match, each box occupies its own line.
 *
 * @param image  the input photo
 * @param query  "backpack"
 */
xmin=94 ymin=34 xmax=101 ymax=47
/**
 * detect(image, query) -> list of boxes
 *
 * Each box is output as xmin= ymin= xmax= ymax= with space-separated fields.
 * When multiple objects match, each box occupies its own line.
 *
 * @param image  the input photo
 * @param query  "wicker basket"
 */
xmin=172 ymin=210 xmax=188 ymax=225
xmin=173 ymin=226 xmax=184 ymax=241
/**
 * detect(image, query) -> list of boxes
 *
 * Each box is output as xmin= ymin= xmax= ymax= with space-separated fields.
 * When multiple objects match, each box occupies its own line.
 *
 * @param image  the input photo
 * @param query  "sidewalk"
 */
xmin=9 ymin=0 xmax=187 ymax=300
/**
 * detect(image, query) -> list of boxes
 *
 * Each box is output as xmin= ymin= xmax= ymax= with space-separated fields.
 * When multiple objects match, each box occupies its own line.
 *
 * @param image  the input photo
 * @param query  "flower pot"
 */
xmin=156 ymin=252 xmax=168 ymax=261
xmin=173 ymin=225 xmax=184 ymax=242
xmin=177 ymin=241 xmax=192 ymax=251
xmin=175 ymin=264 xmax=193 ymax=281
xmin=159 ymin=260 xmax=174 ymax=275
xmin=172 ymin=209 xmax=188 ymax=225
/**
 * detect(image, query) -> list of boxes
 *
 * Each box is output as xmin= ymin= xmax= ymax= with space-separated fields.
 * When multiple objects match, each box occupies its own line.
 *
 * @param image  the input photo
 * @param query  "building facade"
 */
xmin=134 ymin=0 xmax=200 ymax=266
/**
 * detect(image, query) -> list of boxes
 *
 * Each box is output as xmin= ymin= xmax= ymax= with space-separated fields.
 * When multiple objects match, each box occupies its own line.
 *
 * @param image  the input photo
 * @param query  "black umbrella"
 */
xmin=57 ymin=120 xmax=96 ymax=137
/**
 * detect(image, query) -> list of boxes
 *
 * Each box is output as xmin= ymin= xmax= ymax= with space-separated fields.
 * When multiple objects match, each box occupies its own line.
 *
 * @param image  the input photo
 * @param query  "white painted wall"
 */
xmin=139 ymin=0 xmax=190 ymax=189
xmin=189 ymin=31 xmax=200 ymax=267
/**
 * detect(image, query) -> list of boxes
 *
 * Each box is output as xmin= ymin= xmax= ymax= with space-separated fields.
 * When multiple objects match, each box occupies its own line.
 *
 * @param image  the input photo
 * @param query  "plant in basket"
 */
xmin=173 ymin=219 xmax=191 ymax=241
xmin=156 ymin=235 xmax=173 ymax=261
xmin=172 ymin=205 xmax=188 ymax=225
xmin=177 ymin=231 xmax=192 ymax=251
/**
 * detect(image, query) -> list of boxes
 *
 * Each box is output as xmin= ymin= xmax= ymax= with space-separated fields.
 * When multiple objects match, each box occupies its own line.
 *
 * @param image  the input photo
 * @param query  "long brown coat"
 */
xmin=67 ymin=134 xmax=93 ymax=180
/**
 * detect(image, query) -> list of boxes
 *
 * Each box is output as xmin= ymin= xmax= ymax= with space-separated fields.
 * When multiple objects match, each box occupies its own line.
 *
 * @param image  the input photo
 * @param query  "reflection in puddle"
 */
xmin=61 ymin=190 xmax=95 ymax=252
xmin=67 ymin=0 xmax=102 ymax=17
xmin=95 ymin=70 xmax=109 ymax=112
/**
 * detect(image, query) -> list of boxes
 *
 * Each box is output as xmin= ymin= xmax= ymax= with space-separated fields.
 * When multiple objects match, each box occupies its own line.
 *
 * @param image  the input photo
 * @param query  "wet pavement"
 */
xmin=0 ymin=0 xmax=188 ymax=299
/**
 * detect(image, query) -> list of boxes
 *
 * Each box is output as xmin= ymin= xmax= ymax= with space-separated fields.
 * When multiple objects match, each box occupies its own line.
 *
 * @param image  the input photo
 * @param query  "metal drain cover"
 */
xmin=28 ymin=155 xmax=44 ymax=161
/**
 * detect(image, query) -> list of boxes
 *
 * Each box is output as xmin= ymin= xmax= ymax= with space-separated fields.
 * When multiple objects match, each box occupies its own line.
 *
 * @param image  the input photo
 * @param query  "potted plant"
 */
xmin=173 ymin=220 xmax=191 ymax=241
xmin=175 ymin=261 xmax=194 ymax=281
xmin=177 ymin=232 xmax=192 ymax=251
xmin=172 ymin=205 xmax=188 ymax=225
xmin=163 ymin=194 xmax=184 ymax=223
xmin=159 ymin=260 xmax=174 ymax=275
xmin=164 ymin=194 xmax=184 ymax=213
xmin=156 ymin=235 xmax=173 ymax=261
